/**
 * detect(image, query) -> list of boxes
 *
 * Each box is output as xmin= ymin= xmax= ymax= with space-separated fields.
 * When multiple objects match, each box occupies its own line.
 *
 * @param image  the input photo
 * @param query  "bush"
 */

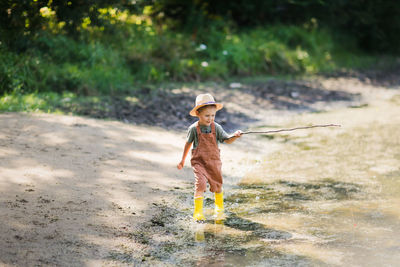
xmin=0 ymin=48 xmax=41 ymax=95
xmin=1 ymin=23 xmax=384 ymax=98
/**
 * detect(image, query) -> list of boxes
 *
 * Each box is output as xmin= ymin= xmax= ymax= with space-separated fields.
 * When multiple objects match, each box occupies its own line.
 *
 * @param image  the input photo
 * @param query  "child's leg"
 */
xmin=194 ymin=190 xmax=204 ymax=198
xmin=192 ymin=167 xmax=207 ymax=221
xmin=193 ymin=187 xmax=206 ymax=221
xmin=193 ymin=196 xmax=205 ymax=221
xmin=214 ymin=190 xmax=224 ymax=212
xmin=214 ymin=189 xmax=225 ymax=221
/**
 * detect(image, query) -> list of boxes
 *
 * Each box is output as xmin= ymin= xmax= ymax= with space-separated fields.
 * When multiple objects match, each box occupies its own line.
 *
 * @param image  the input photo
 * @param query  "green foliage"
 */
xmin=0 ymin=1 xmax=398 ymax=116
xmin=0 ymin=91 xmax=61 ymax=113
xmin=1 ymin=33 xmax=134 ymax=96
xmin=0 ymin=0 xmax=146 ymax=50
xmin=3 ymin=0 xmax=400 ymax=53
xmin=207 ymin=25 xmax=337 ymax=76
xmin=0 ymin=91 xmax=110 ymax=115
xmin=149 ymin=0 xmax=400 ymax=53
xmin=1 ymin=22 xmax=386 ymax=99
xmin=1 ymin=1 xmax=397 ymax=104
xmin=0 ymin=48 xmax=40 ymax=94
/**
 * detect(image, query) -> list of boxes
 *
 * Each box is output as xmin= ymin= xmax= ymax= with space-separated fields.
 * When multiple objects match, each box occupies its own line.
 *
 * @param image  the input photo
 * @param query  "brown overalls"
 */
xmin=191 ymin=122 xmax=223 ymax=193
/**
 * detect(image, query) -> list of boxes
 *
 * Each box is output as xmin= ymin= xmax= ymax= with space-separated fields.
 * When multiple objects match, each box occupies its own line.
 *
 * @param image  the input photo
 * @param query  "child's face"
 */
xmin=197 ymin=106 xmax=216 ymax=126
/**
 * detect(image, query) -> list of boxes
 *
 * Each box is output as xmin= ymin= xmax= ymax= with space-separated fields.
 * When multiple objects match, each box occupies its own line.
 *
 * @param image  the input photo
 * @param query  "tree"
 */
xmin=0 ymin=0 xmax=145 ymax=51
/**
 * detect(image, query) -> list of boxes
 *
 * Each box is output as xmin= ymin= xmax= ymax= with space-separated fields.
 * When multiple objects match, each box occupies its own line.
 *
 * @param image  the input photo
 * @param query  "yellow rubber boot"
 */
xmin=214 ymin=191 xmax=225 ymax=222
xmin=193 ymin=197 xmax=205 ymax=221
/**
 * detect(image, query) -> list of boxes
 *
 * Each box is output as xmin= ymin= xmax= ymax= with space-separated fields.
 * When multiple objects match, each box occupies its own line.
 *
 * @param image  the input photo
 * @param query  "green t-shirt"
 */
xmin=187 ymin=121 xmax=230 ymax=149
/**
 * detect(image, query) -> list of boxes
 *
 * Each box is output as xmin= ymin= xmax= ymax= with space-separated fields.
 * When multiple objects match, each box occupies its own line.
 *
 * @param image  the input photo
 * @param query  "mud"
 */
xmin=56 ymin=77 xmax=363 ymax=132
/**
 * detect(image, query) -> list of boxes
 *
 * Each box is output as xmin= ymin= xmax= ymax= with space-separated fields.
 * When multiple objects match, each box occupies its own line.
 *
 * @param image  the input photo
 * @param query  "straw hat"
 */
xmin=189 ymin=93 xmax=223 ymax=117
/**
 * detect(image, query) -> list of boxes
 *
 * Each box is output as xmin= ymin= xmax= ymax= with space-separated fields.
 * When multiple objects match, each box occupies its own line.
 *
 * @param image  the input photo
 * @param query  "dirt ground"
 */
xmin=1 ymin=70 xmax=399 ymax=266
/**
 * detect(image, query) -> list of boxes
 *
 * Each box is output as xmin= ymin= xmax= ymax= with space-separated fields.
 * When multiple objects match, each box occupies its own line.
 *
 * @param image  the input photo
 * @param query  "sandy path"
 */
xmin=0 ymin=113 xmax=197 ymax=266
xmin=0 ymin=75 xmax=399 ymax=266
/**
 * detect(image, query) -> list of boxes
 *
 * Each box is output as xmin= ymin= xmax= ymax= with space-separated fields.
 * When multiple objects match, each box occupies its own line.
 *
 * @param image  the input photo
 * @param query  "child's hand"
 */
xmin=234 ymin=130 xmax=243 ymax=137
xmin=177 ymin=161 xmax=184 ymax=170
xmin=225 ymin=130 xmax=243 ymax=144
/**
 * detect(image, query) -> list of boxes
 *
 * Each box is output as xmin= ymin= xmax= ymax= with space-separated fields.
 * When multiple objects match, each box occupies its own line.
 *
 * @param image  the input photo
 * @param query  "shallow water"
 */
xmin=179 ymin=101 xmax=400 ymax=267
xmin=138 ymin=100 xmax=400 ymax=267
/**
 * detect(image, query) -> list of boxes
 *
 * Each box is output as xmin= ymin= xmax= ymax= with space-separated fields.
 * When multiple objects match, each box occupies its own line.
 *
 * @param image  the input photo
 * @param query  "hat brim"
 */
xmin=189 ymin=103 xmax=223 ymax=117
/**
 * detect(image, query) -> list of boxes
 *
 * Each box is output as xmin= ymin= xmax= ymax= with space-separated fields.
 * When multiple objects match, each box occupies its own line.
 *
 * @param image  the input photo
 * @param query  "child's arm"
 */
xmin=177 ymin=142 xmax=192 ymax=170
xmin=224 ymin=130 xmax=243 ymax=144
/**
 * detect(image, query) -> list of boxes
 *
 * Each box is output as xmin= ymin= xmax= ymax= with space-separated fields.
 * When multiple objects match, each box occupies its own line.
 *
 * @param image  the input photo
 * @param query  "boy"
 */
xmin=177 ymin=93 xmax=242 ymax=221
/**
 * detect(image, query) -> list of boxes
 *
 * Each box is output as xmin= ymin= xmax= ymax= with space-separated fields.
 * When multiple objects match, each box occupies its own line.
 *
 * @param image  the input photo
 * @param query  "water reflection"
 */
xmin=192 ymin=214 xmax=313 ymax=266
xmin=190 ymin=174 xmax=400 ymax=266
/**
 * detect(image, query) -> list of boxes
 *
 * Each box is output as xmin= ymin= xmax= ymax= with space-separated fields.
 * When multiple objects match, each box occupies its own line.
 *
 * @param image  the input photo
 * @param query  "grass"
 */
xmin=0 ymin=91 xmax=111 ymax=116
xmin=0 ymin=91 xmax=63 ymax=113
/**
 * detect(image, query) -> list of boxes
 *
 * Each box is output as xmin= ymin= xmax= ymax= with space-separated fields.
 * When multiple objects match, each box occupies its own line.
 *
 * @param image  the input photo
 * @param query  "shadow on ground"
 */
xmin=0 ymin=113 xmax=190 ymax=266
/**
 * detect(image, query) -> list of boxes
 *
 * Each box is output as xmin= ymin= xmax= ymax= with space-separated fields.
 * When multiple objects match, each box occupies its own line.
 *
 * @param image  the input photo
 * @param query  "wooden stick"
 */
xmin=242 ymin=124 xmax=341 ymax=135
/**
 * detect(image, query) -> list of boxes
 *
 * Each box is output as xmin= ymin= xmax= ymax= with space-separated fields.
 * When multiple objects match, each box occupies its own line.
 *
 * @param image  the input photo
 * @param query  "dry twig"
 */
xmin=242 ymin=124 xmax=341 ymax=135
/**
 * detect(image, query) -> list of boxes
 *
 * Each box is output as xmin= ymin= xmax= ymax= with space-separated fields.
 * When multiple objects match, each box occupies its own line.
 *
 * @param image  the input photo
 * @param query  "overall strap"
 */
xmin=211 ymin=122 xmax=216 ymax=134
xmin=195 ymin=121 xmax=201 ymax=135
xmin=211 ymin=122 xmax=218 ymax=145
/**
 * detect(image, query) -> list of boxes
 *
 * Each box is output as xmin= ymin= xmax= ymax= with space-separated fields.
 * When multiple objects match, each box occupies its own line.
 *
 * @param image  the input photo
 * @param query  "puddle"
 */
xmin=135 ymin=102 xmax=400 ymax=266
